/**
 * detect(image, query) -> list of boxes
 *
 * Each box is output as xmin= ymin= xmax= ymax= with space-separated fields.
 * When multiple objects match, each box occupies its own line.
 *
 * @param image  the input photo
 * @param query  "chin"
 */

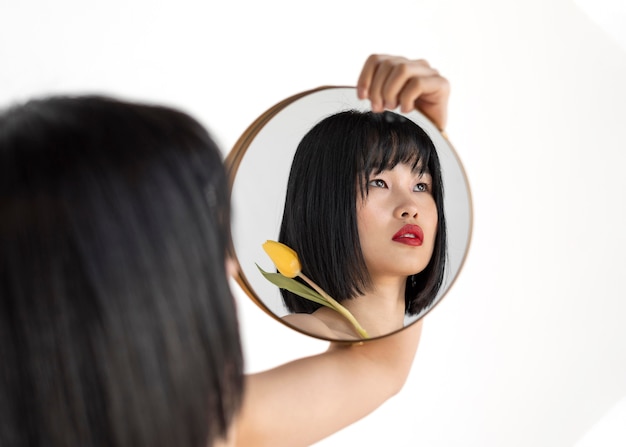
xmin=408 ymin=263 xmax=430 ymax=276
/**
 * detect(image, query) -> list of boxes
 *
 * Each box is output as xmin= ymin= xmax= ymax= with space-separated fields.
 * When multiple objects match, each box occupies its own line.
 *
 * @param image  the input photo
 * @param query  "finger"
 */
xmin=367 ymin=59 xmax=400 ymax=112
xmin=380 ymin=61 xmax=439 ymax=110
xmin=362 ymin=56 xmax=439 ymax=112
xmin=397 ymin=74 xmax=449 ymax=111
xmin=398 ymin=75 xmax=450 ymax=130
xmin=356 ymin=54 xmax=392 ymax=100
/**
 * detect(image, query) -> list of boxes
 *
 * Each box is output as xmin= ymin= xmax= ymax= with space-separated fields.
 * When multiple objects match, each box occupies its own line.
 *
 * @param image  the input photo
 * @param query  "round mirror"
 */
xmin=226 ymin=86 xmax=472 ymax=342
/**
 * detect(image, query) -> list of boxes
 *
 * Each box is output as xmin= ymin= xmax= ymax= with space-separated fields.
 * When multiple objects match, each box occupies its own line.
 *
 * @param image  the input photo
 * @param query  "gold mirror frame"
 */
xmin=225 ymin=86 xmax=473 ymax=342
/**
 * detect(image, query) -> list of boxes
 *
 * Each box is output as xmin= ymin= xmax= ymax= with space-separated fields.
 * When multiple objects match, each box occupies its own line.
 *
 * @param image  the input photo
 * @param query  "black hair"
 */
xmin=0 ymin=96 xmax=243 ymax=447
xmin=279 ymin=110 xmax=446 ymax=316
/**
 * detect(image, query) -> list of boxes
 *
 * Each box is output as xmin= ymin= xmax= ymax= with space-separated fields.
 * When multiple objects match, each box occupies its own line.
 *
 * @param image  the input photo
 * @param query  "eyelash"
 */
xmin=367 ymin=179 xmax=431 ymax=192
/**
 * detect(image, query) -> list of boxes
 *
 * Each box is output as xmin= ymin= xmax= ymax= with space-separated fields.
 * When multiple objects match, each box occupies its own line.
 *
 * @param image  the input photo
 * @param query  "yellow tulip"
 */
xmin=262 ymin=240 xmax=301 ymax=278
xmin=261 ymin=240 xmax=369 ymax=339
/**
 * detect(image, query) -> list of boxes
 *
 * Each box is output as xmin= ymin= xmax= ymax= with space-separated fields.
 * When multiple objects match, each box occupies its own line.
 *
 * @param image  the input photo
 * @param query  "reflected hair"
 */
xmin=279 ymin=110 xmax=446 ymax=316
xmin=0 ymin=96 xmax=243 ymax=447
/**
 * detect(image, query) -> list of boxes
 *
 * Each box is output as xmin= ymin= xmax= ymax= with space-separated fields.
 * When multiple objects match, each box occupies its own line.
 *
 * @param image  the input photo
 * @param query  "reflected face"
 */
xmin=357 ymin=163 xmax=438 ymax=282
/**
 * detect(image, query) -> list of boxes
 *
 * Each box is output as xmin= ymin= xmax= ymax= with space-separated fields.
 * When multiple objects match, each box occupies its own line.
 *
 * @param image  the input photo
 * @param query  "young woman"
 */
xmin=0 ymin=54 xmax=449 ymax=447
xmin=279 ymin=108 xmax=446 ymax=340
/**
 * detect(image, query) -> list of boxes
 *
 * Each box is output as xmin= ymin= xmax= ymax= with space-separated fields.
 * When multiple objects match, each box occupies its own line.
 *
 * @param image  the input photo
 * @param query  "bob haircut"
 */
xmin=279 ymin=110 xmax=447 ymax=316
xmin=0 ymin=96 xmax=243 ymax=447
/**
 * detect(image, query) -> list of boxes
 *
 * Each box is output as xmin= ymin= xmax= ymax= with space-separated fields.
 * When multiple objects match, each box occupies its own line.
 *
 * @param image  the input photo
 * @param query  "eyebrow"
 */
xmin=367 ymin=164 xmax=431 ymax=176
xmin=415 ymin=169 xmax=432 ymax=177
xmin=406 ymin=161 xmax=431 ymax=176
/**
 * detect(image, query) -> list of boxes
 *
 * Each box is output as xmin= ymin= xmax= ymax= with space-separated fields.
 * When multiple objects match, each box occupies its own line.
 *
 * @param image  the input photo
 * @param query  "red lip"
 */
xmin=392 ymin=224 xmax=424 ymax=246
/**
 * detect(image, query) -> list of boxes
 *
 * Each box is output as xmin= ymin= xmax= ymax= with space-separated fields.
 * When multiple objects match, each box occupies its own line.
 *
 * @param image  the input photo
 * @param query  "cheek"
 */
xmin=421 ymin=198 xmax=438 ymax=227
xmin=423 ymin=200 xmax=439 ymax=247
xmin=356 ymin=211 xmax=373 ymax=247
xmin=356 ymin=206 xmax=384 ymax=255
xmin=356 ymin=201 xmax=376 ymax=232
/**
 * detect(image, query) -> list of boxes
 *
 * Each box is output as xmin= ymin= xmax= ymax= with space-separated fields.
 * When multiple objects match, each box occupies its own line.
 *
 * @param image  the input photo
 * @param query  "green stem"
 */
xmin=298 ymin=273 xmax=369 ymax=339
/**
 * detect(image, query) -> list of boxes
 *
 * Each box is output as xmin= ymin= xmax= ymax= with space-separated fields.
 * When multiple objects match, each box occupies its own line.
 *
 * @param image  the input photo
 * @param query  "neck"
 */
xmin=314 ymin=276 xmax=407 ymax=339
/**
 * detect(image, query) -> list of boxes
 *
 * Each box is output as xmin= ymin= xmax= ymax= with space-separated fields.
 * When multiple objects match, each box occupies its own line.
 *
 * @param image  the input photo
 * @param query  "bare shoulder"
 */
xmin=281 ymin=312 xmax=361 ymax=340
xmin=281 ymin=313 xmax=338 ymax=339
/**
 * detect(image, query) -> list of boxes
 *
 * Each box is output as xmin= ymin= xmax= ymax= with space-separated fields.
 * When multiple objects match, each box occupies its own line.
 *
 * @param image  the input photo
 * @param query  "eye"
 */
xmin=414 ymin=182 xmax=430 ymax=192
xmin=368 ymin=179 xmax=388 ymax=189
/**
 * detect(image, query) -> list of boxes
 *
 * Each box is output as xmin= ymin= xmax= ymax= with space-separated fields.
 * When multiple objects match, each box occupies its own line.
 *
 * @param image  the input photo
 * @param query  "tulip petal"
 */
xmin=262 ymin=240 xmax=301 ymax=278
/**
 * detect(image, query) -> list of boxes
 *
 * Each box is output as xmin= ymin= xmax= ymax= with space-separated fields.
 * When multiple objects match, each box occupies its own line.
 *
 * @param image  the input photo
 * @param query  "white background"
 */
xmin=2 ymin=1 xmax=625 ymax=446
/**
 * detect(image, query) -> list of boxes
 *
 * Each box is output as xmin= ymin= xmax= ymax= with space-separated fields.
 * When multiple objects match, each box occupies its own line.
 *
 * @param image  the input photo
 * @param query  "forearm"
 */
xmin=235 ymin=320 xmax=423 ymax=447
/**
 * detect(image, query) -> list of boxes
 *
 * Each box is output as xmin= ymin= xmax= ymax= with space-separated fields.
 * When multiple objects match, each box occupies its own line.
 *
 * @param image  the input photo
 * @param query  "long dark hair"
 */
xmin=279 ymin=110 xmax=446 ymax=316
xmin=0 ymin=96 xmax=243 ymax=447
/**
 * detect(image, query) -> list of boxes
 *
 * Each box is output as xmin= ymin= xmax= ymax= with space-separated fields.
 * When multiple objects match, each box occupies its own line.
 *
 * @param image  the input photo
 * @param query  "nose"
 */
xmin=394 ymin=198 xmax=419 ymax=220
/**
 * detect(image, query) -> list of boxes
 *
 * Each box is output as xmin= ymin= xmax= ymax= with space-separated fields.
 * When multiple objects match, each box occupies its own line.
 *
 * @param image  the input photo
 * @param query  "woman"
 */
xmin=279 ymin=108 xmax=446 ymax=340
xmin=0 ymin=55 xmax=449 ymax=447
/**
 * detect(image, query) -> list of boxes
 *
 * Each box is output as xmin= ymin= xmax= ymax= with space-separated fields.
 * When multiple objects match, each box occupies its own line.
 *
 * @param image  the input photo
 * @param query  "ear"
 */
xmin=225 ymin=257 xmax=239 ymax=279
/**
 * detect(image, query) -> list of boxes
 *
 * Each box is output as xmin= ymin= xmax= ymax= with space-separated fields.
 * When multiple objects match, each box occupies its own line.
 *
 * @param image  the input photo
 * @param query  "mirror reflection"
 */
xmin=227 ymin=87 xmax=472 ymax=342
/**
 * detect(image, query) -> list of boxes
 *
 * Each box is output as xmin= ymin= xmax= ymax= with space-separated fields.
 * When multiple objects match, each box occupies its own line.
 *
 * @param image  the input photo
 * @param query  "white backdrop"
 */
xmin=2 ymin=1 xmax=625 ymax=446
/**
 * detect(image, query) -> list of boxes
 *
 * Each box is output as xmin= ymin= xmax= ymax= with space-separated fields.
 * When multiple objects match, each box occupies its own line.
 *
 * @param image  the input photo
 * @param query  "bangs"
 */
xmin=357 ymin=111 xmax=434 ymax=196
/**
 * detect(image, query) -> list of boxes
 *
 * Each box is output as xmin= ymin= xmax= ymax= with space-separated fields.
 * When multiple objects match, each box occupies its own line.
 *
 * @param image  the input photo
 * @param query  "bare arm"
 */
xmin=236 ymin=320 xmax=423 ymax=447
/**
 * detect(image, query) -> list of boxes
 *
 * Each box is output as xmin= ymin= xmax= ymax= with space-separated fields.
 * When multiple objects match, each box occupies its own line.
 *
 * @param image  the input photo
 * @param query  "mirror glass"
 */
xmin=226 ymin=87 xmax=472 ymax=342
